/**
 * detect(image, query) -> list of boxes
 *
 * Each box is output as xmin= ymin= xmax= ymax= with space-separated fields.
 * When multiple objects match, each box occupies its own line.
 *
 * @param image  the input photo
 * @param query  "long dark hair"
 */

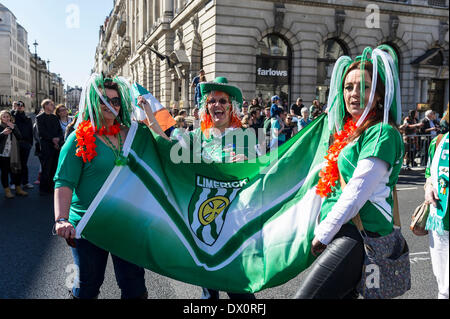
xmin=341 ymin=60 xmax=397 ymax=141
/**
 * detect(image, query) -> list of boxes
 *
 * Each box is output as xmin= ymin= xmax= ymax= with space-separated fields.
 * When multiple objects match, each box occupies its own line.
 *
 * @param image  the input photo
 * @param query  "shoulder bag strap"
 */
xmin=393 ymin=185 xmax=401 ymax=227
xmin=339 ymin=172 xmax=365 ymax=232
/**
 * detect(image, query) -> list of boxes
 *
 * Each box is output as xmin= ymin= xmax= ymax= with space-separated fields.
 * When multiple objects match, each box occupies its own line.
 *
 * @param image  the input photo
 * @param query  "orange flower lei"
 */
xmin=316 ymin=118 xmax=357 ymax=198
xmin=75 ymin=120 xmax=121 ymax=163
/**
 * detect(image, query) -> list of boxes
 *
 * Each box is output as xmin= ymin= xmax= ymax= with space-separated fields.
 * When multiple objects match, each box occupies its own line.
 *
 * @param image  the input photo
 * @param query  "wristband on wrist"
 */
xmin=52 ymin=218 xmax=70 ymax=236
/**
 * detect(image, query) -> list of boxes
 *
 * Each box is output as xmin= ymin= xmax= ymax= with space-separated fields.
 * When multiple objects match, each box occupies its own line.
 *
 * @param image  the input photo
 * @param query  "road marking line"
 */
xmin=410 ymin=252 xmax=430 ymax=256
xmin=397 ymin=187 xmax=419 ymax=191
xmin=410 ymin=252 xmax=431 ymax=264
xmin=410 ymin=257 xmax=431 ymax=264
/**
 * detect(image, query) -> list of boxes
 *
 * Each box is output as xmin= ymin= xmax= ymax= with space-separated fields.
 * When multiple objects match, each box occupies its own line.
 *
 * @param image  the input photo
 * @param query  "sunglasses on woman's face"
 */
xmin=100 ymin=96 xmax=121 ymax=107
xmin=207 ymin=98 xmax=229 ymax=105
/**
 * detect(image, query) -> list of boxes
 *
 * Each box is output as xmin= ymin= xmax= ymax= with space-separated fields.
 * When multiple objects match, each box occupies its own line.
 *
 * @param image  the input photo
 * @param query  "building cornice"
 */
xmin=251 ymin=0 xmax=449 ymax=19
xmin=170 ymin=0 xmax=211 ymax=30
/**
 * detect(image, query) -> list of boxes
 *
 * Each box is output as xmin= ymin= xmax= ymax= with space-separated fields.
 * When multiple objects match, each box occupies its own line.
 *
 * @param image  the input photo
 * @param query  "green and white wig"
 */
xmin=75 ymin=73 xmax=144 ymax=130
xmin=326 ymin=44 xmax=402 ymax=133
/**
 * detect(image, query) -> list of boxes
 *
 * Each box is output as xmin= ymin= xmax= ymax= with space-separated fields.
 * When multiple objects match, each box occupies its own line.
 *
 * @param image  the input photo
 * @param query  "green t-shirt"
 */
xmin=54 ymin=125 xmax=147 ymax=227
xmin=271 ymin=118 xmax=286 ymax=142
xmin=187 ymin=127 xmax=260 ymax=163
xmin=320 ymin=122 xmax=405 ymax=236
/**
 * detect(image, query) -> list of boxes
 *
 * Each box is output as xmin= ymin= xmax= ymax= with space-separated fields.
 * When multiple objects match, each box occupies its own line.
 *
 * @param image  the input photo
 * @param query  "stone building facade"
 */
xmin=66 ymin=86 xmax=82 ymax=113
xmin=0 ymin=4 xmax=32 ymax=112
xmin=30 ymin=55 xmax=65 ymax=113
xmin=94 ymin=0 xmax=449 ymax=117
xmin=1 ymin=3 xmax=65 ymax=113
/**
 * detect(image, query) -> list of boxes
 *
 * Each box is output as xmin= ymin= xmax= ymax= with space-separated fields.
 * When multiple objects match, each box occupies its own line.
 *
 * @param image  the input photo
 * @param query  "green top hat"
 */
xmin=199 ymin=77 xmax=243 ymax=106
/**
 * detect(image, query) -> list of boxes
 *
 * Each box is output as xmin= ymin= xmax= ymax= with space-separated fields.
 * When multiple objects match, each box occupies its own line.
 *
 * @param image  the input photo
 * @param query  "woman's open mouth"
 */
xmin=212 ymin=109 xmax=225 ymax=120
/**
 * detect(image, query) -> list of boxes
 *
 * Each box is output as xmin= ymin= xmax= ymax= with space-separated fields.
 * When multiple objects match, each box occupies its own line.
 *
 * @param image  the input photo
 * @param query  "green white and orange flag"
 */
xmin=132 ymin=83 xmax=176 ymax=132
xmin=75 ymin=113 xmax=330 ymax=293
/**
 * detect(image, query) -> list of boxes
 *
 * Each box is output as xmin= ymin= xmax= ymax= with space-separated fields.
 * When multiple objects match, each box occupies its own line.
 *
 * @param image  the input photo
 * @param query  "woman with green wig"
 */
xmin=53 ymin=74 xmax=167 ymax=299
xmin=295 ymin=45 xmax=405 ymax=299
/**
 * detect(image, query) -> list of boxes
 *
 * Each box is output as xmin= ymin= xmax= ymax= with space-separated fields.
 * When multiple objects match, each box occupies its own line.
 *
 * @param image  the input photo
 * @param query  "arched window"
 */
xmin=316 ymin=38 xmax=349 ymax=105
xmin=256 ymin=34 xmax=291 ymax=107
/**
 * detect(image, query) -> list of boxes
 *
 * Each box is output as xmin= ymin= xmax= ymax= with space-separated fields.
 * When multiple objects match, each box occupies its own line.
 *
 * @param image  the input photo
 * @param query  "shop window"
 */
xmin=428 ymin=79 xmax=446 ymax=117
xmin=316 ymin=38 xmax=348 ymax=105
xmin=256 ymin=34 xmax=291 ymax=108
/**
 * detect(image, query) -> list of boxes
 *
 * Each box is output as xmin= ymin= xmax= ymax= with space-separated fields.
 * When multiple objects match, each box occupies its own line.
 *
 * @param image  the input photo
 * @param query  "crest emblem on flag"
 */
xmin=188 ymin=175 xmax=249 ymax=245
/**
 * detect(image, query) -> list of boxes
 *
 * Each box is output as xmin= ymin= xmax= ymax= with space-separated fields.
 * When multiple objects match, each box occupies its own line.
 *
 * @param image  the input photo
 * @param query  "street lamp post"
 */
xmin=33 ymin=40 xmax=39 ymax=113
xmin=47 ymin=60 xmax=51 ymax=100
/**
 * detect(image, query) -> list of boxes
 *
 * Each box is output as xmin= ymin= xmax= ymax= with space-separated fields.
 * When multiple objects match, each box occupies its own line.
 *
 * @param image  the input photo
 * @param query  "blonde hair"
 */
xmin=174 ymin=115 xmax=185 ymax=128
xmin=0 ymin=110 xmax=12 ymax=124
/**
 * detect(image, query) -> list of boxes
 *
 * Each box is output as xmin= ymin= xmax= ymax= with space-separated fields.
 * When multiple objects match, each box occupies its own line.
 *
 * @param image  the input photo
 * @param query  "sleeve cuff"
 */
xmin=54 ymin=180 xmax=75 ymax=191
xmin=314 ymin=220 xmax=342 ymax=245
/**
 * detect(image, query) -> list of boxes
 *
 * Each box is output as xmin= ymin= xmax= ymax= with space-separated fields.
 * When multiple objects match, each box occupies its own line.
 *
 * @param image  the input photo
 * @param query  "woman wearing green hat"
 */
xmin=194 ymin=76 xmax=257 ymax=299
xmin=53 ymin=74 xmax=167 ymax=299
xmin=190 ymin=76 xmax=260 ymax=163
xmin=295 ymin=45 xmax=405 ymax=299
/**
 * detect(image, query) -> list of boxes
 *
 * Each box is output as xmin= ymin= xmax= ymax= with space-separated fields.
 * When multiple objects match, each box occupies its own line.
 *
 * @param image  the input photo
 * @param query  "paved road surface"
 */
xmin=0 ymin=144 xmax=438 ymax=299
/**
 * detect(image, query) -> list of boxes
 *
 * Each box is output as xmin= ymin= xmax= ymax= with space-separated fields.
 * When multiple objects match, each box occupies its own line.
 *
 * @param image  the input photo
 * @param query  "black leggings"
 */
xmin=0 ymin=157 xmax=20 ymax=188
xmin=294 ymin=223 xmax=365 ymax=299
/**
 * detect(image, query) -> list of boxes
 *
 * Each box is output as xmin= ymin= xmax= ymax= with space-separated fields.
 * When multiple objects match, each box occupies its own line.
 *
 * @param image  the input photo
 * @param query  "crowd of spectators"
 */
xmin=399 ymin=106 xmax=449 ymax=170
xmin=1 ymin=100 xmax=73 ymax=199
xmin=167 ymin=92 xmax=325 ymax=152
xmin=2 ymin=91 xmax=448 ymax=200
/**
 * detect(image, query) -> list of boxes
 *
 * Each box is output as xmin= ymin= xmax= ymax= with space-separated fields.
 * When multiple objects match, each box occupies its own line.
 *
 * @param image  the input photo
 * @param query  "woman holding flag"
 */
xmin=53 ymin=74 xmax=167 ymax=299
xmin=191 ymin=76 xmax=260 ymax=163
xmin=295 ymin=45 xmax=405 ymax=299
xmin=193 ymin=76 xmax=258 ymax=299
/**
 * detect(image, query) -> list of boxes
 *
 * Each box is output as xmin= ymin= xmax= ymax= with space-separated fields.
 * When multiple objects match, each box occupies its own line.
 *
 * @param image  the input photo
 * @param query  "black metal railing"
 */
xmin=403 ymin=134 xmax=438 ymax=168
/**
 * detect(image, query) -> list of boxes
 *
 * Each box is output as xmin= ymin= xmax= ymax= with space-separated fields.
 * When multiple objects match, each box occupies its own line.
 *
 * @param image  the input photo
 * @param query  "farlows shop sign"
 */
xmin=256 ymin=56 xmax=289 ymax=85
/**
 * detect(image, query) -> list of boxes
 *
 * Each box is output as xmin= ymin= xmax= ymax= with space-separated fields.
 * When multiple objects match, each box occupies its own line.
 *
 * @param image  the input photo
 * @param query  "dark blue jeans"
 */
xmin=71 ymin=238 xmax=147 ymax=299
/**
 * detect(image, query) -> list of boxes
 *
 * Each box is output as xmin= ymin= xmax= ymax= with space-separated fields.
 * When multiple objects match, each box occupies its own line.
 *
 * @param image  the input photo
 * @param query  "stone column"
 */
xmin=153 ymin=0 xmax=160 ymax=22
xmin=145 ymin=50 xmax=153 ymax=91
xmin=138 ymin=0 xmax=145 ymax=40
xmin=164 ymin=0 xmax=173 ymax=19
xmin=152 ymin=51 xmax=161 ymax=100
xmin=158 ymin=33 xmax=174 ymax=107
xmin=136 ymin=0 xmax=142 ymax=43
xmin=422 ymin=79 xmax=428 ymax=104
xmin=147 ymin=0 xmax=153 ymax=29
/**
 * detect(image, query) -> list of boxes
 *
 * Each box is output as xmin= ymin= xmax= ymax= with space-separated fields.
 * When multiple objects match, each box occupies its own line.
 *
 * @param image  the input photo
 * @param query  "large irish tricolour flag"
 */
xmin=75 ymin=114 xmax=330 ymax=293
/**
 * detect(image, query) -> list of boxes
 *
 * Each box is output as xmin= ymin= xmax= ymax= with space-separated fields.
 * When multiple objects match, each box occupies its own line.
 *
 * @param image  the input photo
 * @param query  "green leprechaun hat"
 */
xmin=199 ymin=77 xmax=243 ymax=107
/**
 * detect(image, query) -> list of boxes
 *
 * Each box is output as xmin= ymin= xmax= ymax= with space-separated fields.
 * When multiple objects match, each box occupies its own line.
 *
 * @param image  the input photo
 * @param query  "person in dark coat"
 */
xmin=11 ymin=101 xmax=34 ymax=189
xmin=36 ymin=99 xmax=64 ymax=195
